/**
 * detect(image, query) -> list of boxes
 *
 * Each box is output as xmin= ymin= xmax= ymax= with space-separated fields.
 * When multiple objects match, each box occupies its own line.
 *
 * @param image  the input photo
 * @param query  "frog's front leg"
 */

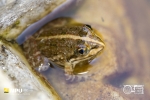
xmin=64 ymin=62 xmax=74 ymax=75
xmin=64 ymin=62 xmax=77 ymax=81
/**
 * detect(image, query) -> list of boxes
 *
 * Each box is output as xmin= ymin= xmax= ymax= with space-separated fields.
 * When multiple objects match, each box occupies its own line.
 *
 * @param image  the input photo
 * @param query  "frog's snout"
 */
xmin=98 ymin=42 xmax=105 ymax=51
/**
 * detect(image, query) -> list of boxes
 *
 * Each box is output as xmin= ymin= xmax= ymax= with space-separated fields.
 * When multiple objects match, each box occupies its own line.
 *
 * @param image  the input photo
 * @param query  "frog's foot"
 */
xmin=65 ymin=74 xmax=76 ymax=82
xmin=64 ymin=67 xmax=74 ymax=81
xmin=38 ymin=57 xmax=50 ymax=72
xmin=64 ymin=67 xmax=76 ymax=81
xmin=64 ymin=63 xmax=76 ymax=81
xmin=38 ymin=63 xmax=50 ymax=72
xmin=65 ymin=73 xmax=91 ymax=82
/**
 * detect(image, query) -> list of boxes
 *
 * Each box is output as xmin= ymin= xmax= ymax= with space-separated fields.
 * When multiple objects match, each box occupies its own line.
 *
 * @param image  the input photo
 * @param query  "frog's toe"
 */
xmin=65 ymin=73 xmax=92 ymax=82
xmin=38 ymin=64 xmax=49 ymax=72
xmin=65 ymin=74 xmax=76 ymax=82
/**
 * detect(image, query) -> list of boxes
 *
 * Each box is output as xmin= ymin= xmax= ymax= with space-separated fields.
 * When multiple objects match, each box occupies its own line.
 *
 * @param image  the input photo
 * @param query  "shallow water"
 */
xmin=39 ymin=0 xmax=150 ymax=100
xmin=1 ymin=0 xmax=150 ymax=100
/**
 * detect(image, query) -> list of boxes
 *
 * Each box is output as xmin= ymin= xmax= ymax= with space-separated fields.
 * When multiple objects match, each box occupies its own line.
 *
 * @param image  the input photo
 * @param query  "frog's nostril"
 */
xmin=92 ymin=43 xmax=105 ymax=51
xmin=91 ymin=45 xmax=99 ymax=49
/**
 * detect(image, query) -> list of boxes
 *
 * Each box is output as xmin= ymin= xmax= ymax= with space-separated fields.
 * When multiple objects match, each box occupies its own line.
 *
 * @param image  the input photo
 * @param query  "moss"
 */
xmin=0 ymin=29 xmax=9 ymax=38
xmin=0 ymin=20 xmax=20 ymax=39
xmin=11 ymin=20 xmax=20 ymax=28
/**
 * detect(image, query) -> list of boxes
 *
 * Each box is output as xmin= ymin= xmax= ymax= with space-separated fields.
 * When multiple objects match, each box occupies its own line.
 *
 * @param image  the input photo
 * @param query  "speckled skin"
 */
xmin=22 ymin=24 xmax=104 ymax=74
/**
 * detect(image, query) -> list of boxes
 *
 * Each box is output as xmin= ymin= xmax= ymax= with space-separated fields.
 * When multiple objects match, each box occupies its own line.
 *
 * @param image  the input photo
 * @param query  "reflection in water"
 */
xmin=104 ymin=71 xmax=132 ymax=87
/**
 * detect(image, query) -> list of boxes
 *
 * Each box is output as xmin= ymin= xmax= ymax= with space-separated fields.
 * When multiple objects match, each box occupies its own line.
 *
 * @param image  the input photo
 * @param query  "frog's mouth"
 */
xmin=69 ymin=45 xmax=104 ymax=68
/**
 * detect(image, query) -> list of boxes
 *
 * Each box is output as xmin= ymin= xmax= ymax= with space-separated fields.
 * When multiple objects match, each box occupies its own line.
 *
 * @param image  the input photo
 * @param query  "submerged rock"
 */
xmin=0 ymin=39 xmax=61 ymax=100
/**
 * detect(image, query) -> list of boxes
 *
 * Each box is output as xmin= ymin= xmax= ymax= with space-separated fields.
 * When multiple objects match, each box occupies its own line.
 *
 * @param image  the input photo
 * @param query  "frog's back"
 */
xmin=23 ymin=25 xmax=88 ymax=67
xmin=22 ymin=22 xmax=104 ymax=71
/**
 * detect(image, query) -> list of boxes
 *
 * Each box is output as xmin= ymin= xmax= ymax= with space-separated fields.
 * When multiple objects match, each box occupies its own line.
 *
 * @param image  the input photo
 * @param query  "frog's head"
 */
xmin=69 ymin=25 xmax=105 ymax=67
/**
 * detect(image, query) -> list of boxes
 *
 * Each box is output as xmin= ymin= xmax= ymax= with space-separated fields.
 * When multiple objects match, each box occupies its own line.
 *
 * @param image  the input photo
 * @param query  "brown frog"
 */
xmin=22 ymin=23 xmax=105 ymax=76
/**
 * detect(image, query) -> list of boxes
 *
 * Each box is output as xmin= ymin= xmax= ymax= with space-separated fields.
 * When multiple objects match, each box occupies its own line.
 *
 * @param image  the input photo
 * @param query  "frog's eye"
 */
xmin=78 ymin=49 xmax=85 ymax=55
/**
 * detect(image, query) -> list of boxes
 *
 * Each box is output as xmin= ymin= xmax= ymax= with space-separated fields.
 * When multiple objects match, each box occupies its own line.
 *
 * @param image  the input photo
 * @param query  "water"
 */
xmin=15 ymin=0 xmax=150 ymax=99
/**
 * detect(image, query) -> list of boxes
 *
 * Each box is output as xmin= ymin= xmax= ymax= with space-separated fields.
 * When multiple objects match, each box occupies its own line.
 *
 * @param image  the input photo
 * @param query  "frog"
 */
xmin=21 ymin=23 xmax=105 ymax=76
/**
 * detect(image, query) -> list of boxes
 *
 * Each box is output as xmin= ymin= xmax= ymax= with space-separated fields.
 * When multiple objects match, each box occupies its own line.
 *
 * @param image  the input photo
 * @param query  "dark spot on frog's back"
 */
xmin=85 ymin=24 xmax=92 ymax=30
xmin=65 ymin=26 xmax=86 ymax=36
xmin=36 ymin=24 xmax=90 ymax=37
